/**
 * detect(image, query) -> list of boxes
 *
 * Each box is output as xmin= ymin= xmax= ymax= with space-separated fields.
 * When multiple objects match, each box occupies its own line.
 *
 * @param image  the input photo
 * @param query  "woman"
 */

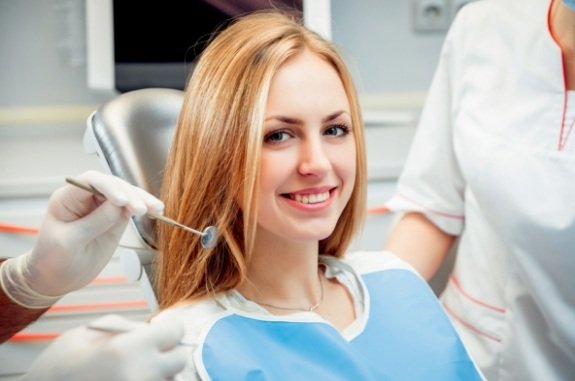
xmin=154 ymin=11 xmax=483 ymax=380
xmin=385 ymin=0 xmax=575 ymax=380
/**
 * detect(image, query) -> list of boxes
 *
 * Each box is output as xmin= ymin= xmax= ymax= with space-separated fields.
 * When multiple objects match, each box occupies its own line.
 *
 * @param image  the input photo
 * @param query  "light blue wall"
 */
xmin=0 ymin=0 xmax=114 ymax=106
xmin=332 ymin=0 xmax=447 ymax=95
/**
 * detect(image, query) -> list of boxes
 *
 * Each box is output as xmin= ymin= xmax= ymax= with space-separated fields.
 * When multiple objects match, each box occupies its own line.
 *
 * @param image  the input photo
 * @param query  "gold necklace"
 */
xmin=247 ymin=270 xmax=324 ymax=313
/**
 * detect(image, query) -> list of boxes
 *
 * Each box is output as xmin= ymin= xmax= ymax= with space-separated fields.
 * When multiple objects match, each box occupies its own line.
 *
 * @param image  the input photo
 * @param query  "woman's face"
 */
xmin=256 ymin=49 xmax=356 ymax=244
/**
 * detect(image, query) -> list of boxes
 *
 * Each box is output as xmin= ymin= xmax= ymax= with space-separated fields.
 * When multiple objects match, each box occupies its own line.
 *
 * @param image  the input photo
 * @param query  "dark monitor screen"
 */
xmin=111 ymin=0 xmax=303 ymax=93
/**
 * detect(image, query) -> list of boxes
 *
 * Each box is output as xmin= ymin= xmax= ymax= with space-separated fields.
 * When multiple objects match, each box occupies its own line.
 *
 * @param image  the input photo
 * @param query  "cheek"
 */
xmin=333 ymin=143 xmax=357 ymax=184
xmin=259 ymin=152 xmax=292 ymax=192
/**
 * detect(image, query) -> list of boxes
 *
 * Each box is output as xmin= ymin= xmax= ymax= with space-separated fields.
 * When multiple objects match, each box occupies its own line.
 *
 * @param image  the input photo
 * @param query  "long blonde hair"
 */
xmin=156 ymin=10 xmax=366 ymax=309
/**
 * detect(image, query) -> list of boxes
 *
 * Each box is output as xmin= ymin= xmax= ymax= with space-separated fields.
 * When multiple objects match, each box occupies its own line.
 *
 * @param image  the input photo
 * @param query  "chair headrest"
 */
xmin=87 ymin=88 xmax=184 ymax=248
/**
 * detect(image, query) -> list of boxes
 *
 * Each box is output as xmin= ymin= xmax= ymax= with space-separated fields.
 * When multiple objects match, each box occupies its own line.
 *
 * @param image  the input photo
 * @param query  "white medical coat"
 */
xmin=386 ymin=0 xmax=575 ymax=380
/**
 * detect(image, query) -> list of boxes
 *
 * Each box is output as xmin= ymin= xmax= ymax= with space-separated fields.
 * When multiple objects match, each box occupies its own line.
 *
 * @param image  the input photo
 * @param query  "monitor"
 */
xmin=86 ymin=0 xmax=331 ymax=93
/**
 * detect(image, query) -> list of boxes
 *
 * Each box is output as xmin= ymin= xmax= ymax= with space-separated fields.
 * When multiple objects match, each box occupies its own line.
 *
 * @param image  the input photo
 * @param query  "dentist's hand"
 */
xmin=0 ymin=170 xmax=164 ymax=308
xmin=21 ymin=315 xmax=187 ymax=381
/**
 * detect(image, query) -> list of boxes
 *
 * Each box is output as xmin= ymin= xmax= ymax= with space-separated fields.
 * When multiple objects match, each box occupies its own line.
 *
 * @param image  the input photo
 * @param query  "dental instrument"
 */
xmin=65 ymin=177 xmax=218 ymax=248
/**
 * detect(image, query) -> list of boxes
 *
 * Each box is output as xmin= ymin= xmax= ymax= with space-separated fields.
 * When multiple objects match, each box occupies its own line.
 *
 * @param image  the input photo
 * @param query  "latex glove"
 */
xmin=0 ymin=170 xmax=164 ymax=307
xmin=21 ymin=314 xmax=188 ymax=381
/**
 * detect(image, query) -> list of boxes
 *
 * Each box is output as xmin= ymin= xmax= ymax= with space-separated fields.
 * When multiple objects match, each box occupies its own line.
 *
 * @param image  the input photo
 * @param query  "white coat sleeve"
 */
xmin=385 ymin=17 xmax=466 ymax=236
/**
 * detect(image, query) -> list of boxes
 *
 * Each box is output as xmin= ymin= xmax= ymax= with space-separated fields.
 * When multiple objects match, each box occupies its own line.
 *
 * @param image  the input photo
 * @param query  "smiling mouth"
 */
xmin=283 ymin=190 xmax=331 ymax=204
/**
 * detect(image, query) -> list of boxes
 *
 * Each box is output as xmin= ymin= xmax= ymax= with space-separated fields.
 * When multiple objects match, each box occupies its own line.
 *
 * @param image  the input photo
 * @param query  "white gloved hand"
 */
xmin=0 ymin=170 xmax=164 ymax=308
xmin=21 ymin=314 xmax=188 ymax=381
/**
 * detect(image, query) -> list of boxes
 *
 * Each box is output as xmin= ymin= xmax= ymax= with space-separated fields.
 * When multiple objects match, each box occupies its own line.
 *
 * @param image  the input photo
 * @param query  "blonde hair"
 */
xmin=156 ymin=10 xmax=366 ymax=309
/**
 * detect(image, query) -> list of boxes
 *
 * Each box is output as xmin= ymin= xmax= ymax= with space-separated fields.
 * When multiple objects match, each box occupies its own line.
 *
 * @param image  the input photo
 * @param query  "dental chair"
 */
xmin=83 ymin=88 xmax=185 ymax=311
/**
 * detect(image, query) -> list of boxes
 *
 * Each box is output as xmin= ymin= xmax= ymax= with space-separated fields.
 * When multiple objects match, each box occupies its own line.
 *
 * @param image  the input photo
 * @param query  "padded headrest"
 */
xmin=87 ymin=88 xmax=184 ymax=248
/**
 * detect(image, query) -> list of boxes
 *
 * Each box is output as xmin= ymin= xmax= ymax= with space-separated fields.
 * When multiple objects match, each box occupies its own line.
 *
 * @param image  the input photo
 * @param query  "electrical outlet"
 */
xmin=412 ymin=0 xmax=449 ymax=33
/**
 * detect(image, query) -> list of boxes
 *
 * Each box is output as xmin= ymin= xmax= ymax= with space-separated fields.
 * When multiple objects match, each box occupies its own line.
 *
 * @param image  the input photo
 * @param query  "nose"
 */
xmin=298 ymin=137 xmax=331 ymax=177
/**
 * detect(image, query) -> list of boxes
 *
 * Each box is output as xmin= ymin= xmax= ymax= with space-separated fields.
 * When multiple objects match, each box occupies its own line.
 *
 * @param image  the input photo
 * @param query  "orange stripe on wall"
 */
xmin=9 ymin=332 xmax=60 ymax=342
xmin=48 ymin=300 xmax=148 ymax=313
xmin=0 ymin=223 xmax=39 ymax=235
xmin=367 ymin=206 xmax=390 ymax=215
xmin=10 ymin=300 xmax=150 ymax=342
xmin=91 ymin=277 xmax=129 ymax=285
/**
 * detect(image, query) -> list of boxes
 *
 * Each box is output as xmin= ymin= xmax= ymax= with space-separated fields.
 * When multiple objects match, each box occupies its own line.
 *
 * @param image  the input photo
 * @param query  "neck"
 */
xmin=552 ymin=0 xmax=575 ymax=89
xmin=237 ymin=231 xmax=323 ymax=312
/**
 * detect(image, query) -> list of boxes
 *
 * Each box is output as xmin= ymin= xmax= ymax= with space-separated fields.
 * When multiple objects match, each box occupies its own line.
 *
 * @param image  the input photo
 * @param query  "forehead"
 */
xmin=265 ymin=50 xmax=350 ymax=117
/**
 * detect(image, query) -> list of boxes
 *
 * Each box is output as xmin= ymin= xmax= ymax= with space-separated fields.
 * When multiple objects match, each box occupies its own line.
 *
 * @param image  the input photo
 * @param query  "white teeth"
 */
xmin=293 ymin=191 xmax=329 ymax=204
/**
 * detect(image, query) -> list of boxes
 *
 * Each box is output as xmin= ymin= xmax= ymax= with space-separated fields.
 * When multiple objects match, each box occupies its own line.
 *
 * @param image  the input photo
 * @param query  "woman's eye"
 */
xmin=264 ymin=130 xmax=291 ymax=143
xmin=324 ymin=124 xmax=350 ymax=137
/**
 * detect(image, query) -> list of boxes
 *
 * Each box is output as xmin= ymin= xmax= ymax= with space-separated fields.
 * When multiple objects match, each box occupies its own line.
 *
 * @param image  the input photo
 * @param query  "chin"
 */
xmin=291 ymin=224 xmax=337 ymax=242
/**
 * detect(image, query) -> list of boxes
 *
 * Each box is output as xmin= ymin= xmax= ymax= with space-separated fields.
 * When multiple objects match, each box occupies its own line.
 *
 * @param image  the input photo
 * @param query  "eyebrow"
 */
xmin=264 ymin=110 xmax=350 ymax=124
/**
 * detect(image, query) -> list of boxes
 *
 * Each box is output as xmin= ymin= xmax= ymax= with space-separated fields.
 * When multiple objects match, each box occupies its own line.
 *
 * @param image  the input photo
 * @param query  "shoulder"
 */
xmin=452 ymin=0 xmax=545 ymax=35
xmin=441 ymin=0 xmax=547 ymax=83
xmin=154 ymin=297 xmax=230 ymax=344
xmin=326 ymin=251 xmax=422 ymax=278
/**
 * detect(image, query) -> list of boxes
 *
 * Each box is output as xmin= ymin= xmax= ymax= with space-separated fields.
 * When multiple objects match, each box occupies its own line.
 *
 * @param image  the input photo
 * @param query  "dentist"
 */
xmin=1 ymin=170 xmax=186 ymax=380
xmin=385 ymin=0 xmax=575 ymax=379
